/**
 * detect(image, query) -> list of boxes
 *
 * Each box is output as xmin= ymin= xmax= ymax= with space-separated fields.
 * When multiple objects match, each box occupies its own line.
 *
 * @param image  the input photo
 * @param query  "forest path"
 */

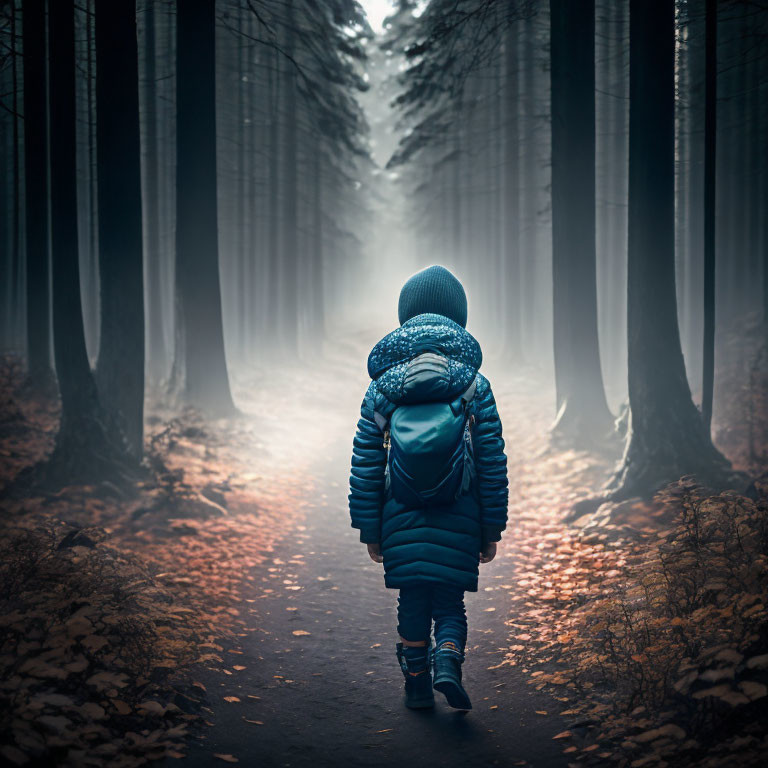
xmin=174 ymin=330 xmax=599 ymax=768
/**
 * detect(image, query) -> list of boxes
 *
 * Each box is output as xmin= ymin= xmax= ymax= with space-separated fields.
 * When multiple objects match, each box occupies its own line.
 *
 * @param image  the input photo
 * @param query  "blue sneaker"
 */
xmin=432 ymin=643 xmax=472 ymax=710
xmin=396 ymin=643 xmax=435 ymax=709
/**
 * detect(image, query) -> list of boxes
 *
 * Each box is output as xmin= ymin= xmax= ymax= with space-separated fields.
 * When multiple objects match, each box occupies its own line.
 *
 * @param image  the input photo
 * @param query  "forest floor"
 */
xmin=1 ymin=326 xmax=767 ymax=768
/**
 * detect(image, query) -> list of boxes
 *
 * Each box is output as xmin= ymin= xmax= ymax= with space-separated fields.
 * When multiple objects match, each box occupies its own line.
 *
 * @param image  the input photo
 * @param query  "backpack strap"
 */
xmin=372 ymin=410 xmax=389 ymax=433
xmin=449 ymin=376 xmax=478 ymax=416
xmin=374 ymin=376 xmax=476 ymax=429
xmin=461 ymin=377 xmax=477 ymax=406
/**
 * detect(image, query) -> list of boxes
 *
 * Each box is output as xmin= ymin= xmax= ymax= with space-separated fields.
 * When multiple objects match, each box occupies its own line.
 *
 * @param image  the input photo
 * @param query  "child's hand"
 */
xmin=480 ymin=542 xmax=497 ymax=563
xmin=367 ymin=542 xmax=383 ymax=563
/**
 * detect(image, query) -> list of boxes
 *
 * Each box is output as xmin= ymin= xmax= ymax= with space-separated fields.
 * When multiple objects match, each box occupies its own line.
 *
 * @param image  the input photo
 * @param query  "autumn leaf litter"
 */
xmin=1 ymin=334 xmax=766 ymax=768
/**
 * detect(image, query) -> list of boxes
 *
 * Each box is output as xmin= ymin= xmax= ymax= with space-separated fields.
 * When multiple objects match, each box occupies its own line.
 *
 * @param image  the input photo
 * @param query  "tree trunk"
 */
xmin=520 ymin=18 xmax=537 ymax=359
xmin=83 ymin=0 xmax=100 ymax=360
xmin=683 ymin=0 xmax=704 ymax=399
xmin=452 ymin=106 xmax=462 ymax=266
xmin=163 ymin=8 xmax=181 ymax=397
xmin=280 ymin=0 xmax=299 ymax=353
xmin=143 ymin=1 xmax=166 ymax=387
xmin=715 ymin=9 xmax=737 ymax=332
xmin=310 ymin=147 xmax=325 ymax=345
xmin=701 ymin=0 xmax=716 ymax=432
xmin=243 ymin=16 xmax=257 ymax=363
xmin=236 ymin=22 xmax=247 ymax=362
xmin=266 ymin=45 xmax=280 ymax=346
xmin=11 ymin=2 xmax=22 ymax=350
xmin=502 ymin=24 xmax=522 ymax=359
xmin=674 ymin=7 xmax=691 ymax=394
xmin=23 ymin=0 xmax=53 ymax=387
xmin=550 ymin=0 xmax=613 ymax=444
xmin=745 ymin=10 xmax=760 ymax=327
xmin=595 ymin=0 xmax=629 ymax=406
xmin=45 ymin=0 xmax=128 ymax=487
xmin=762 ymin=34 xmax=768 ymax=327
xmin=608 ymin=0 xmax=736 ymax=499
xmin=1 ymin=15 xmax=11 ymax=351
xmin=490 ymin=44 xmax=503 ymax=337
xmin=175 ymin=0 xmax=235 ymax=415
xmin=94 ymin=0 xmax=145 ymax=458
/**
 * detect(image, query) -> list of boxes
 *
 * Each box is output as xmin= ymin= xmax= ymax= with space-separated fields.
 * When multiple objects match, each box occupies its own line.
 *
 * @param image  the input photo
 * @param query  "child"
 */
xmin=348 ymin=265 xmax=508 ymax=711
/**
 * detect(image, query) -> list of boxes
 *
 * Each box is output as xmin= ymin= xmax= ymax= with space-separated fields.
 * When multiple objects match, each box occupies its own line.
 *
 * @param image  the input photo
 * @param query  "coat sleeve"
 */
xmin=472 ymin=376 xmax=509 ymax=547
xmin=348 ymin=381 xmax=387 ymax=544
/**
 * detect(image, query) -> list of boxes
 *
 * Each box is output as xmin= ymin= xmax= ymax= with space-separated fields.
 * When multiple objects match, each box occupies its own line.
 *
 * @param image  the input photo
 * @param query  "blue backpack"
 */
xmin=374 ymin=377 xmax=477 ymax=508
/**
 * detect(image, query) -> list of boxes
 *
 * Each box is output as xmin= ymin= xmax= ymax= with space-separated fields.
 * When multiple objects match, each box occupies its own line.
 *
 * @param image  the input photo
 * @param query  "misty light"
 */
xmin=358 ymin=0 xmax=395 ymax=34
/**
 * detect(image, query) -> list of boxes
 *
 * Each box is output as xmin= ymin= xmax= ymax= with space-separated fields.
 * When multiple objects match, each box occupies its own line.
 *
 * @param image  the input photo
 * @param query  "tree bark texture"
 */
xmin=550 ymin=0 xmax=613 ymax=443
xmin=175 ymin=0 xmax=235 ymax=414
xmin=95 ymin=0 xmax=146 ymax=457
xmin=610 ymin=0 xmax=735 ymax=499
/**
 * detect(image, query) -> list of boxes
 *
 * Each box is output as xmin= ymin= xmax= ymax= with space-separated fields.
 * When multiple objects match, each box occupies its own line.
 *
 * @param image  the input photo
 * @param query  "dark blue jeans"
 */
xmin=396 ymin=584 xmax=467 ymax=651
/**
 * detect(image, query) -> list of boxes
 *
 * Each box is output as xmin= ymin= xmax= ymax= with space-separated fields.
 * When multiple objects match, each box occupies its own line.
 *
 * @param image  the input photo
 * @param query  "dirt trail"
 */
xmin=175 ymin=334 xmax=596 ymax=768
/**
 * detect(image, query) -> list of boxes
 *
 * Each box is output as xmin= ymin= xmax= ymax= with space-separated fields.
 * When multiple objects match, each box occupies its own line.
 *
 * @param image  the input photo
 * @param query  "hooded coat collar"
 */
xmin=367 ymin=313 xmax=482 ymax=404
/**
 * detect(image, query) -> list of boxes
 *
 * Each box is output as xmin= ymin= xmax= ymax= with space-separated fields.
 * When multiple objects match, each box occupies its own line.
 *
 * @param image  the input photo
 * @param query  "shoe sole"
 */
xmin=433 ymin=679 xmax=472 ymax=710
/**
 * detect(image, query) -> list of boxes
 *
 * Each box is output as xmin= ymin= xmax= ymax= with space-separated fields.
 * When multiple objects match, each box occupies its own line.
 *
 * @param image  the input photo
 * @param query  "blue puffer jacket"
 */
xmin=348 ymin=313 xmax=508 ymax=592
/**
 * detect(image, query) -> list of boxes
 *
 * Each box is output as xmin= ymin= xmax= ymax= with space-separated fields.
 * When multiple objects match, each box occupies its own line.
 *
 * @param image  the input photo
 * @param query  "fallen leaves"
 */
xmin=746 ymin=654 xmax=768 ymax=669
xmin=0 ymin=513 xmax=200 ymax=767
xmin=632 ymin=724 xmax=686 ymax=743
xmin=739 ymin=681 xmax=768 ymax=701
xmin=0 ymin=366 xmax=314 ymax=768
xmin=0 ymin=333 xmax=764 ymax=768
xmin=86 ymin=671 xmax=129 ymax=691
xmin=112 ymin=699 xmax=131 ymax=715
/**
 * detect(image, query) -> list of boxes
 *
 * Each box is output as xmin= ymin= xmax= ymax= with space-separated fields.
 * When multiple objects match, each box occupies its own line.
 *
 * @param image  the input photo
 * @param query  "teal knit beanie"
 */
xmin=398 ymin=265 xmax=468 ymax=328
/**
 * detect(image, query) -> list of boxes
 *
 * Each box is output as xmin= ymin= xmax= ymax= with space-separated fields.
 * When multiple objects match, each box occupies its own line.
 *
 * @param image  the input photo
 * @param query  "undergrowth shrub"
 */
xmin=0 ymin=518 xmax=202 ymax=767
xmin=565 ymin=478 xmax=768 ymax=766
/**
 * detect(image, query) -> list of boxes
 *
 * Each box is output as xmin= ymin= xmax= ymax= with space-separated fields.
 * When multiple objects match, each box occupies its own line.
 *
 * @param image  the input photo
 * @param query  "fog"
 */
xmin=0 ymin=0 xmax=765 ymax=463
